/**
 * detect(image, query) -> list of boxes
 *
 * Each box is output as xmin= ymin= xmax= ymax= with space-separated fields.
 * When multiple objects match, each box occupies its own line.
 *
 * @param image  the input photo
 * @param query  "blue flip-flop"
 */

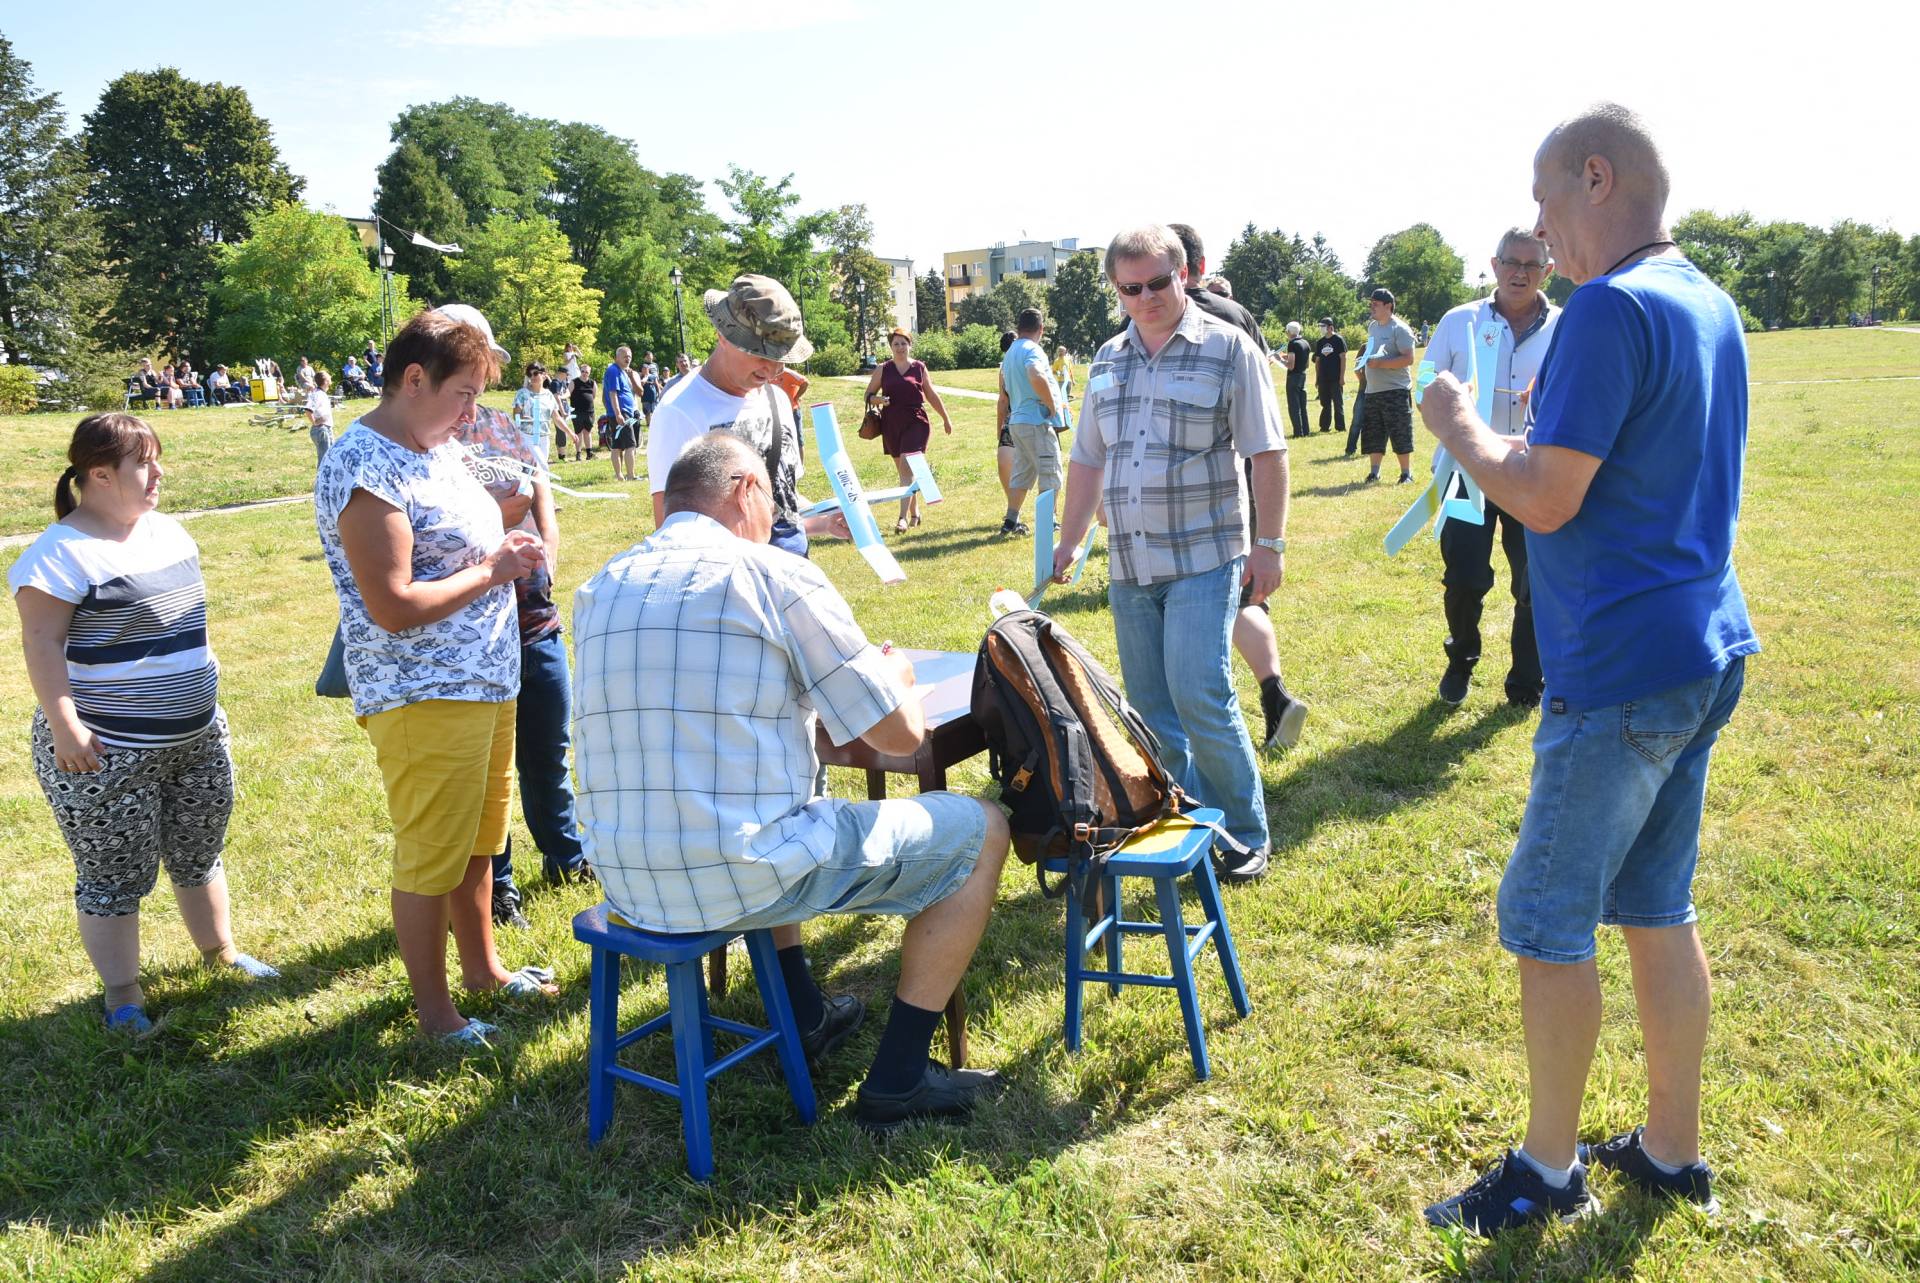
xmin=439 ymin=1018 xmax=500 ymax=1048
xmin=106 ymin=1004 xmax=153 ymax=1034
xmin=227 ymin=953 xmax=280 ymax=980
xmin=497 ymin=965 xmax=556 ymax=998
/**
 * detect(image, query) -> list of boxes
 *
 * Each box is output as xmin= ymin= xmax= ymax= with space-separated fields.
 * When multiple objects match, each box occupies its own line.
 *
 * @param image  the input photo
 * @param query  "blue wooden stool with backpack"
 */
xmin=572 ymin=904 xmax=816 ymax=1180
xmin=973 ymin=610 xmax=1254 ymax=1080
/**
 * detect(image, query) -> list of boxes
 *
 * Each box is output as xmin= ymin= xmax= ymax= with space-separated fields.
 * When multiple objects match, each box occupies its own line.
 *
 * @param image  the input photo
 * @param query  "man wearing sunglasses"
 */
xmin=1422 ymin=228 xmax=1560 ymax=710
xmin=1051 ymin=224 xmax=1289 ymax=883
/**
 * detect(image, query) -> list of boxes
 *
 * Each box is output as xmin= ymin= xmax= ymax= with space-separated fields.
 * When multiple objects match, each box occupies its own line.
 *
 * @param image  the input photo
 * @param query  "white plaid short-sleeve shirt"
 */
xmin=572 ymin=512 xmax=907 ymax=930
xmin=1069 ymin=303 xmax=1288 ymax=586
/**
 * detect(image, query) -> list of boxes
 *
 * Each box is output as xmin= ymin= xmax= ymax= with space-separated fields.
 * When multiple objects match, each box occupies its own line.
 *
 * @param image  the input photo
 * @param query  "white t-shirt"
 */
xmin=313 ymin=420 xmax=519 ymax=717
xmin=307 ymin=389 xmax=334 ymax=430
xmin=646 ymin=373 xmax=803 ymax=517
xmin=8 ymin=513 xmax=220 ymax=748
xmin=297 ymin=364 xmax=316 ymax=390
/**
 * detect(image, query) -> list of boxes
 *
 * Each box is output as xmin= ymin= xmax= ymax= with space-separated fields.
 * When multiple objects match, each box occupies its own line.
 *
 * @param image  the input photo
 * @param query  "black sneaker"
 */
xmin=1505 ymin=682 xmax=1544 ymax=709
xmin=1214 ymin=843 xmax=1270 ymax=885
xmin=491 ymin=886 xmax=530 ymax=930
xmin=1007 ymin=520 xmax=1030 ymax=537
xmin=1581 ymin=1127 xmax=1719 ymax=1214
xmin=1259 ymin=683 xmax=1309 ymax=752
xmin=1438 ymin=660 xmax=1473 ymax=706
xmin=1398 ymin=472 xmax=1415 ymax=484
xmin=1364 ymin=471 xmax=1380 ymax=483
xmin=799 ymin=993 xmax=865 ymax=1065
xmin=854 ymin=1060 xmax=1005 ymax=1133
xmin=1424 ymin=1149 xmax=1600 ymax=1237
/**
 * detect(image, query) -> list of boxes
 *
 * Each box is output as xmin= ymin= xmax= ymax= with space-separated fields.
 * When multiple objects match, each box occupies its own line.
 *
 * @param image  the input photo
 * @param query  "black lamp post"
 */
xmin=1871 ymin=261 xmax=1882 ymax=324
xmin=377 ymin=240 xmax=396 ymax=346
xmin=669 ymin=267 xmax=686 ymax=359
xmin=856 ymin=277 xmax=869 ymax=368
xmin=1294 ymin=274 xmax=1305 ymax=321
xmin=1767 ymin=269 xmax=1778 ymax=329
xmin=1478 ymin=271 xmax=1488 ymax=295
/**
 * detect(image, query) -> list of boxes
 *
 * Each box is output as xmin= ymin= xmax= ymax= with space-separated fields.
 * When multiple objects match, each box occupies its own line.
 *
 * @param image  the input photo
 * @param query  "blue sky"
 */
xmin=11 ymin=0 xmax=1919 ymax=283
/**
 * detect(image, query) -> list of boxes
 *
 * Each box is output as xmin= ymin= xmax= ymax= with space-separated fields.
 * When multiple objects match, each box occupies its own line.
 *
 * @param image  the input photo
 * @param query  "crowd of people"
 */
xmin=16 ymin=102 xmax=1760 ymax=1238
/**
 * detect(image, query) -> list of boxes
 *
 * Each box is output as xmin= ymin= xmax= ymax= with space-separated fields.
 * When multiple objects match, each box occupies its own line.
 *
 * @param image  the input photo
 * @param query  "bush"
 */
xmin=1739 ymin=305 xmax=1765 ymax=334
xmin=911 ymin=330 xmax=956 ymax=371
xmin=41 ymin=345 xmax=146 ymax=413
xmin=1340 ymin=324 xmax=1370 ymax=360
xmin=954 ymin=324 xmax=1002 ymax=369
xmin=0 ymin=364 xmax=39 ymax=414
xmin=810 ymin=343 xmax=857 ymax=377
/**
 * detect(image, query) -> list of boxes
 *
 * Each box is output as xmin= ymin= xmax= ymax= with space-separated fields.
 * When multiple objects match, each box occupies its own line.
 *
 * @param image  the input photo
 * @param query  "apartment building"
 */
xmin=941 ymin=237 xmax=1102 ymax=329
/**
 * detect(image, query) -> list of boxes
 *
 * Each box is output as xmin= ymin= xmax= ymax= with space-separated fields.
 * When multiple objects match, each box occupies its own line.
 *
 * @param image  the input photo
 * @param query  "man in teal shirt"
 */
xmin=995 ymin=308 xmax=1061 ymax=537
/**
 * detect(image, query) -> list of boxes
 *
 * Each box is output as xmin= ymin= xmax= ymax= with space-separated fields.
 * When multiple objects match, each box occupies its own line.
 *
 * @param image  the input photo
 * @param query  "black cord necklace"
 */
xmin=1605 ymin=239 xmax=1676 ymax=276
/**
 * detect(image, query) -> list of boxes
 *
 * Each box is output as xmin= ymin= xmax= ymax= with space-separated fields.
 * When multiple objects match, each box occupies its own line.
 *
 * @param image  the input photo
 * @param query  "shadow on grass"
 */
xmin=2 ymin=876 xmax=1222 ymax=1278
xmin=1295 ymin=478 xmax=1379 ymax=499
xmin=1440 ymin=1192 xmax=1674 ymax=1280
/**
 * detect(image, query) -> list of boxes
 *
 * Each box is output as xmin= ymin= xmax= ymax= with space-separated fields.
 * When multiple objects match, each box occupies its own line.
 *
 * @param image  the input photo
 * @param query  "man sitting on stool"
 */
xmin=572 ymin=432 xmax=1012 ymax=1133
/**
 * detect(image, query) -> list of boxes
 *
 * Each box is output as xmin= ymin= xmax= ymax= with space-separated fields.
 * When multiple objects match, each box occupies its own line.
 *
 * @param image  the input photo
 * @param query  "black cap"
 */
xmin=1319 ymin=316 xmax=1335 ymax=327
xmin=1369 ymin=287 xmax=1395 ymax=305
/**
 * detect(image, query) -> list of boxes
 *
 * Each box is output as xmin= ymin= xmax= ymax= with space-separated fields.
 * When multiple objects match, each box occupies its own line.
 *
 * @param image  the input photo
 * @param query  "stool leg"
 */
xmin=745 ymin=930 xmax=816 ymax=1123
xmin=1102 ymin=873 xmax=1124 ymax=995
xmin=586 ymin=946 xmax=619 ymax=1145
xmin=1063 ymin=873 xmax=1087 ymax=1053
xmin=1193 ymin=858 xmax=1251 ymax=1018
xmin=1153 ymin=875 xmax=1210 ymax=1080
xmin=665 ymin=960 xmax=715 ymax=1181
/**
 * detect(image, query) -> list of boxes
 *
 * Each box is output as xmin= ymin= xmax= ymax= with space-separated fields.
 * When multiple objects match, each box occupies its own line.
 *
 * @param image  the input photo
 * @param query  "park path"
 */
xmin=830 ymin=375 xmax=997 ymax=401
xmin=0 ymin=492 xmax=313 ymax=550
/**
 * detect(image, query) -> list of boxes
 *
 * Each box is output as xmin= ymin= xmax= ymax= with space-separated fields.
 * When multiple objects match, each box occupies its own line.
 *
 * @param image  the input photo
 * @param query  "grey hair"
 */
xmin=662 ymin=431 xmax=761 ymax=516
xmin=1541 ymin=102 xmax=1671 ymax=216
xmin=1284 ymin=320 xmax=1302 ymax=336
xmin=1497 ymin=226 xmax=1551 ymax=260
xmin=616 ymin=344 xmax=633 ymax=358
xmin=1106 ymin=224 xmax=1187 ymax=279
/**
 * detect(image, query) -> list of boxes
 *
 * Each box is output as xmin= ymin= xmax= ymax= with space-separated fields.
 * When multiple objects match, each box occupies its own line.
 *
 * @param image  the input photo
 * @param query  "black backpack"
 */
xmin=972 ymin=608 xmax=1218 ymax=895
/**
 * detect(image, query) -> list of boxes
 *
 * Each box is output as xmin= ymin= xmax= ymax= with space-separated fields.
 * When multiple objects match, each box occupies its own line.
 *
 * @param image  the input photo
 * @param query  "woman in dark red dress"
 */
xmin=864 ymin=328 xmax=954 ymax=533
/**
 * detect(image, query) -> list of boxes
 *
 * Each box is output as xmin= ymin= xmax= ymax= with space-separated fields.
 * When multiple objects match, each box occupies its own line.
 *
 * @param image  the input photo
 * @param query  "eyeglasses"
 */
xmin=1114 ymin=273 xmax=1178 ymax=298
xmin=1497 ymin=257 xmax=1549 ymax=273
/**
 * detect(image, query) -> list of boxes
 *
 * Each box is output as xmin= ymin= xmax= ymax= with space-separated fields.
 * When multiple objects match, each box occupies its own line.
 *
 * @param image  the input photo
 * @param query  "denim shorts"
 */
xmin=722 ymin=792 xmax=988 ymax=931
xmin=1497 ymin=657 xmax=1746 ymax=963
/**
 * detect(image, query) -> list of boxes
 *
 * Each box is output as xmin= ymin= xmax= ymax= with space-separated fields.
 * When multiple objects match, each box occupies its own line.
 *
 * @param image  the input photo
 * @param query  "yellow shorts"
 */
xmin=358 ymin=698 xmax=516 ymax=895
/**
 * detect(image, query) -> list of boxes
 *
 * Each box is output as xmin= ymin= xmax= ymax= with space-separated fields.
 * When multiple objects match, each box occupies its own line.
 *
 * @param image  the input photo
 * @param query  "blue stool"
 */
xmin=1045 ymin=808 xmax=1251 ymax=1079
xmin=184 ymin=386 xmax=205 ymax=407
xmin=572 ymin=904 xmax=816 ymax=1180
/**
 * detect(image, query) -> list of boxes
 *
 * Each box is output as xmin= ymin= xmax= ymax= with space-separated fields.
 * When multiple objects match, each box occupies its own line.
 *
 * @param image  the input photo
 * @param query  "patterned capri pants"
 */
xmin=31 ymin=708 xmax=235 ymax=917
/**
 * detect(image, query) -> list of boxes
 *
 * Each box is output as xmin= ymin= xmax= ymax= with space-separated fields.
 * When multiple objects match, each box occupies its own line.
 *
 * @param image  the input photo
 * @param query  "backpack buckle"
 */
xmin=1011 ymin=766 xmax=1032 ymax=790
xmin=1072 ymin=822 xmax=1092 ymax=842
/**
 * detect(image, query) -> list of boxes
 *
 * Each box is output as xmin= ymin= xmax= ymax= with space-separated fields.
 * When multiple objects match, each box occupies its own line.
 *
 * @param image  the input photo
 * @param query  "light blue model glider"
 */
xmin=796 ymin=402 xmax=930 ymax=584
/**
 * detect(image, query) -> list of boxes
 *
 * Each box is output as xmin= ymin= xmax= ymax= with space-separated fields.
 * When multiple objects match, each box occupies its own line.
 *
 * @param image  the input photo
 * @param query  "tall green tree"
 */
xmin=717 ymin=166 xmax=823 ymax=286
xmin=916 ymin=269 xmax=946 ymax=333
xmin=451 ymin=214 xmax=601 ymax=374
xmin=1220 ymin=225 xmax=1310 ymax=322
xmin=81 ymin=68 xmax=301 ymax=356
xmin=212 ymin=203 xmax=414 ymax=369
xmin=387 ymin=98 xmax=552 ymax=223
xmin=821 ymin=204 xmax=890 ymax=357
xmin=1362 ymin=224 xmax=1470 ymax=326
xmin=0 ymin=35 xmax=106 ymax=371
xmin=371 ymin=138 xmax=469 ymax=303
xmin=1045 ymin=253 xmax=1117 ymax=357
xmin=544 ymin=122 xmax=651 ymax=280
xmin=1802 ymin=220 xmax=1872 ymax=323
xmin=595 ymin=228 xmax=718 ymax=363
xmin=1674 ymin=209 xmax=1757 ymax=295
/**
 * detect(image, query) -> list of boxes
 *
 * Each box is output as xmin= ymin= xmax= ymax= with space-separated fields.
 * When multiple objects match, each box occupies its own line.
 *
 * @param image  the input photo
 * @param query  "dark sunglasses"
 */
xmin=1114 ymin=272 xmax=1178 ymax=297
xmin=1496 ymin=257 xmax=1549 ymax=273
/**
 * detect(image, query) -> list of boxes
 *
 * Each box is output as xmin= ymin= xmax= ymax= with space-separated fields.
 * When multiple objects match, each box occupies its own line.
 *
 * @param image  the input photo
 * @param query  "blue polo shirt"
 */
xmin=1000 ymin=337 xmax=1057 ymax=426
xmin=603 ymin=364 xmax=636 ymax=419
xmin=1525 ymin=255 xmax=1760 ymax=711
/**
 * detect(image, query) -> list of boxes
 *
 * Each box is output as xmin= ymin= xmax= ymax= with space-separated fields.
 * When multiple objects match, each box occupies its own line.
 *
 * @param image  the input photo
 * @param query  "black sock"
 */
xmin=1261 ymin=673 xmax=1290 ymax=705
xmin=863 ymin=998 xmax=943 ymax=1094
xmin=777 ymin=946 xmax=825 ymax=1031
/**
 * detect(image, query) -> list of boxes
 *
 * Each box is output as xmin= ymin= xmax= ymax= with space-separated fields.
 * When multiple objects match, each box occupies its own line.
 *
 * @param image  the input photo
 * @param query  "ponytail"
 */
xmin=57 ymin=413 xmax=161 ymax=519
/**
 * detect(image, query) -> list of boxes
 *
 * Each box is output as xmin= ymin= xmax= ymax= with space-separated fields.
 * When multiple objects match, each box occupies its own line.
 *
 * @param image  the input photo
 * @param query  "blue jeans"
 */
xmin=491 ymin=631 xmax=588 ymax=894
xmin=1497 ymin=657 xmax=1747 ymax=963
xmin=1108 ymin=557 xmax=1270 ymax=853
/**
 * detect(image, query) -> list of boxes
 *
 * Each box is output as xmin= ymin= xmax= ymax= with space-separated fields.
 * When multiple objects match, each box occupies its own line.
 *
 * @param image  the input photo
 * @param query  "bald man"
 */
xmin=1419 ymin=102 xmax=1759 ymax=1235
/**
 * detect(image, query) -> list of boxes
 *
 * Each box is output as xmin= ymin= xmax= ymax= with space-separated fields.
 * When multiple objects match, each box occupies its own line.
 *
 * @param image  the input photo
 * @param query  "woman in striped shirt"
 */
xmin=10 ymin=414 xmax=276 ymax=1035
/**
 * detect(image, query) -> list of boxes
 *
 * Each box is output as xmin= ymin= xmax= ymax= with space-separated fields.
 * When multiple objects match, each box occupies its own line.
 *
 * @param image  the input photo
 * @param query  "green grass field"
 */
xmin=0 ymin=329 xmax=1916 ymax=1281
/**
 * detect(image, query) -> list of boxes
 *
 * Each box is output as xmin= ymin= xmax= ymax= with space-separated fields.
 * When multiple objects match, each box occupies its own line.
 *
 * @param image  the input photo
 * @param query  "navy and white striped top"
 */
xmin=8 ymin=513 xmax=219 ymax=749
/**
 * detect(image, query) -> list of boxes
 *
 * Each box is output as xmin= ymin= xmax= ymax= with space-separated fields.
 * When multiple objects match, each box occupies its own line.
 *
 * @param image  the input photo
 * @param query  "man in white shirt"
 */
xmin=1423 ymin=228 xmax=1560 ymax=707
xmin=575 ymin=432 xmax=1012 ymax=1132
xmin=647 ymin=275 xmax=848 ymax=558
xmin=305 ymin=369 xmax=335 ymax=466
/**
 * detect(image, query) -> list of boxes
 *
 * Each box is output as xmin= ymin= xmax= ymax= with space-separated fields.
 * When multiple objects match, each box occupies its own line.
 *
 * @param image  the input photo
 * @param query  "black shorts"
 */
xmin=609 ymin=421 xmax=638 ymax=450
xmin=997 ymin=424 xmax=1012 ymax=449
xmin=1359 ymin=388 xmax=1413 ymax=455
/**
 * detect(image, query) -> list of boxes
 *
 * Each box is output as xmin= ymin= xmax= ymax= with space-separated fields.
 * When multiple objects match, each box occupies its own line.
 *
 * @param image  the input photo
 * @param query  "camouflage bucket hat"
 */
xmin=703 ymin=274 xmax=814 ymax=364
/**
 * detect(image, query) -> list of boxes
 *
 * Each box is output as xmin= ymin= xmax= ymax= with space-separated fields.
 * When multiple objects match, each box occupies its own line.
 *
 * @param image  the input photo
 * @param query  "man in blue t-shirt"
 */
xmin=994 ymin=307 xmax=1060 ymax=537
xmin=1416 ymin=103 xmax=1760 ymax=1237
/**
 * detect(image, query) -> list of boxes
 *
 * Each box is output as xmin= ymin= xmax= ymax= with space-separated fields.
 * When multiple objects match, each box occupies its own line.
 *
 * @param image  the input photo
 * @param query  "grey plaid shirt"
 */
xmin=1070 ymin=302 xmax=1287 ymax=586
xmin=572 ymin=513 xmax=906 ymax=930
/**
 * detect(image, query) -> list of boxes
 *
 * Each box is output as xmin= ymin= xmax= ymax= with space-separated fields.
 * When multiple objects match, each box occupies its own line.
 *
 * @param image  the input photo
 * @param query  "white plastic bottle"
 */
xmin=988 ymin=588 xmax=1027 ymax=619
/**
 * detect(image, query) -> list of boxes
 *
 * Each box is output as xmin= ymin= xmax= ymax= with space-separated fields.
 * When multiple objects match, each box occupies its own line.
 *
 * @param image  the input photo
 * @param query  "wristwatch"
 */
xmin=1253 ymin=535 xmax=1286 ymax=553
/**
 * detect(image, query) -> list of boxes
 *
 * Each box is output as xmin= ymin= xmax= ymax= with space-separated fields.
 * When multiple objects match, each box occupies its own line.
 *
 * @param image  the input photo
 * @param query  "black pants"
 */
xmin=1439 ymin=495 xmax=1542 ymax=698
xmin=1285 ymin=379 xmax=1310 ymax=436
xmin=1316 ymin=381 xmax=1344 ymax=434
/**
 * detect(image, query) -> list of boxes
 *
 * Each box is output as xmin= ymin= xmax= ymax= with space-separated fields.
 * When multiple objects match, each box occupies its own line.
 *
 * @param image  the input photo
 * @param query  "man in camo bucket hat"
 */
xmin=703 ymin=273 xmax=814 ymax=365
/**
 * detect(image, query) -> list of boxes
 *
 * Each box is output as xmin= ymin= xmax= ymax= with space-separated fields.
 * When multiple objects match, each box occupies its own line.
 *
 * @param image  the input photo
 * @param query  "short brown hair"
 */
xmin=382 ymin=310 xmax=499 ymax=394
xmin=56 ymin=413 xmax=160 ymax=518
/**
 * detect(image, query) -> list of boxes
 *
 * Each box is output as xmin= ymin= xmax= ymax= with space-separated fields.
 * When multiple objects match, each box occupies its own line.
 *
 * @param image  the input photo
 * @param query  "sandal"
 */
xmin=895 ymin=518 xmax=909 ymax=535
xmin=226 ymin=952 xmax=280 ymax=980
xmin=440 ymin=1017 xmax=500 ymax=1047
xmin=495 ymin=965 xmax=558 ymax=998
xmin=106 ymin=1004 xmax=153 ymax=1034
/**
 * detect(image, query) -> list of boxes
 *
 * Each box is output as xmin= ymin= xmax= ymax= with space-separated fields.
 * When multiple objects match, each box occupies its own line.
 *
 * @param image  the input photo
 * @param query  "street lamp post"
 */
xmin=1767 ymin=269 xmax=1778 ymax=330
xmin=377 ymin=240 xmax=396 ymax=347
xmin=669 ymin=267 xmax=686 ymax=359
xmin=1871 ymin=262 xmax=1882 ymax=324
xmin=1294 ymin=274 xmax=1305 ymax=321
xmin=1478 ymin=271 xmax=1488 ymax=295
xmin=856 ymin=277 xmax=868 ymax=368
